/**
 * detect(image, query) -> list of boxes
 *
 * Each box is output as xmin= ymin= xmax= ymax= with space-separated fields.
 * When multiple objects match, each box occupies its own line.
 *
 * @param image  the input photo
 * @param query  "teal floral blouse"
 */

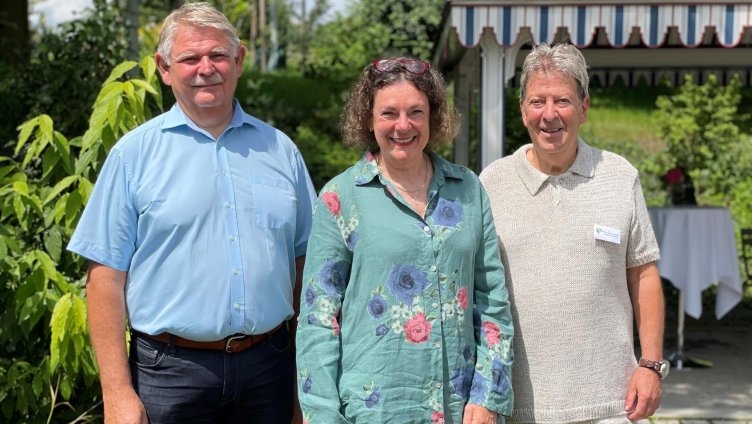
xmin=296 ymin=151 xmax=514 ymax=424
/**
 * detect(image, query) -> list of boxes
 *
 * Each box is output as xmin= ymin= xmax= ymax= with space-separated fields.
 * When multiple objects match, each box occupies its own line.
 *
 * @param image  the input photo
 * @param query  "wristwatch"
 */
xmin=639 ymin=357 xmax=670 ymax=379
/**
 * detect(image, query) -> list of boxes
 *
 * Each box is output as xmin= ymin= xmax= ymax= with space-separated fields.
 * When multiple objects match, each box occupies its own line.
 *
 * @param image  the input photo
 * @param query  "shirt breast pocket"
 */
xmin=249 ymin=174 xmax=297 ymax=229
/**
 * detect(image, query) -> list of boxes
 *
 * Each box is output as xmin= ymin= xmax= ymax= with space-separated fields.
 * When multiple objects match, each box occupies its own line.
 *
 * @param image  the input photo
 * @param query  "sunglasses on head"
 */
xmin=373 ymin=58 xmax=431 ymax=75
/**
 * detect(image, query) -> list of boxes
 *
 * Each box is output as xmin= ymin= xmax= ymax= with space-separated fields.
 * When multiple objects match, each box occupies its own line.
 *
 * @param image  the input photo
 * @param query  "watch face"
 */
xmin=659 ymin=360 xmax=670 ymax=378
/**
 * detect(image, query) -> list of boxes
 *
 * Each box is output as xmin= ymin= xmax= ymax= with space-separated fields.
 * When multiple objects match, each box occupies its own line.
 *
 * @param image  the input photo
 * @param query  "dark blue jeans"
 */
xmin=129 ymin=327 xmax=294 ymax=424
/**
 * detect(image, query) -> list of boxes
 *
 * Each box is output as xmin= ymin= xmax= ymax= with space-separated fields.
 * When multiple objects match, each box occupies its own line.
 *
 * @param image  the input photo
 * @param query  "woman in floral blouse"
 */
xmin=295 ymin=58 xmax=514 ymax=424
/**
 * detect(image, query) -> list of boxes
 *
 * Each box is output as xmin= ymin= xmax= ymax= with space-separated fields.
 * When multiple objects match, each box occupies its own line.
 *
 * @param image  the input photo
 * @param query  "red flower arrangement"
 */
xmin=663 ymin=167 xmax=685 ymax=186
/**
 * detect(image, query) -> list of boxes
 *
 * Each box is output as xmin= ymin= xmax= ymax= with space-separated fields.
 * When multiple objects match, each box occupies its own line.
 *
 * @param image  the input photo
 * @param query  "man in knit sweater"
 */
xmin=479 ymin=43 xmax=667 ymax=424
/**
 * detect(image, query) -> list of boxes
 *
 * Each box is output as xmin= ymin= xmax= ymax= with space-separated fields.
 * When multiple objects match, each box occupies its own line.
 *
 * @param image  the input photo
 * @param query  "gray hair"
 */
xmin=157 ymin=2 xmax=240 ymax=65
xmin=519 ymin=43 xmax=589 ymax=102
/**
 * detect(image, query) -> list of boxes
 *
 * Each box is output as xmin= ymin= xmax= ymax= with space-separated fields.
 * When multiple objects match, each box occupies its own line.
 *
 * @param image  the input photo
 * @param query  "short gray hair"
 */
xmin=157 ymin=2 xmax=240 ymax=65
xmin=519 ymin=43 xmax=589 ymax=102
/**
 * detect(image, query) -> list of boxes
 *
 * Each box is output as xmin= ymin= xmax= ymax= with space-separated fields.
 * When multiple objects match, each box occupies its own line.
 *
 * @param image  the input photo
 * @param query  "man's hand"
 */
xmin=624 ymin=367 xmax=662 ymax=420
xmin=102 ymin=388 xmax=148 ymax=424
xmin=463 ymin=404 xmax=497 ymax=424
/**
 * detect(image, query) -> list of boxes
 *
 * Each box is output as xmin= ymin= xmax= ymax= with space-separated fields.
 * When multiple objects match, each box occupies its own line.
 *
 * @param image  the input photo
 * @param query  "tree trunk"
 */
xmin=249 ymin=0 xmax=256 ymax=68
xmin=0 ymin=0 xmax=30 ymax=63
xmin=259 ymin=0 xmax=267 ymax=72
xmin=300 ymin=0 xmax=306 ymax=72
xmin=125 ymin=0 xmax=139 ymax=62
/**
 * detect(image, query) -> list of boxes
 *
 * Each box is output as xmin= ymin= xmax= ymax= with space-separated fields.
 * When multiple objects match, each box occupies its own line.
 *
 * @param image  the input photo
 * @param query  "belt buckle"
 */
xmin=224 ymin=334 xmax=248 ymax=353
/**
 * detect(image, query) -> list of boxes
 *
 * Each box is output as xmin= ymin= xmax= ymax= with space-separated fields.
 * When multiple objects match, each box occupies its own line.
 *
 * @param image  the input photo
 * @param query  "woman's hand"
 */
xmin=462 ymin=404 xmax=497 ymax=424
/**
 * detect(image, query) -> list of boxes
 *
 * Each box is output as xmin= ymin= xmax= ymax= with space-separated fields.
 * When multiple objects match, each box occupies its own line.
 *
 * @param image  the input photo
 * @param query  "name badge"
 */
xmin=594 ymin=224 xmax=621 ymax=244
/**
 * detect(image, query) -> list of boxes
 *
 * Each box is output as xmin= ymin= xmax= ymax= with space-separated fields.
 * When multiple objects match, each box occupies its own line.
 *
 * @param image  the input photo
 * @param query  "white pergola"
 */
xmin=433 ymin=0 xmax=752 ymax=169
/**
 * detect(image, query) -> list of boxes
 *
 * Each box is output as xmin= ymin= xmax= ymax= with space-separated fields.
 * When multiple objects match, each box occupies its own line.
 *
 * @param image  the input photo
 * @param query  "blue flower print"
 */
xmin=304 ymin=285 xmax=317 ymax=306
xmin=470 ymin=372 xmax=488 ymax=404
xmin=346 ymin=231 xmax=359 ymax=251
xmin=302 ymin=376 xmax=312 ymax=393
xmin=317 ymin=260 xmax=349 ymax=297
xmin=375 ymin=324 xmax=389 ymax=336
xmin=364 ymin=387 xmax=382 ymax=408
xmin=386 ymin=264 xmax=429 ymax=307
xmin=491 ymin=359 xmax=511 ymax=395
xmin=450 ymin=364 xmax=474 ymax=400
xmin=431 ymin=197 xmax=463 ymax=228
xmin=463 ymin=345 xmax=472 ymax=361
xmin=368 ymin=294 xmax=387 ymax=319
xmin=306 ymin=314 xmax=317 ymax=325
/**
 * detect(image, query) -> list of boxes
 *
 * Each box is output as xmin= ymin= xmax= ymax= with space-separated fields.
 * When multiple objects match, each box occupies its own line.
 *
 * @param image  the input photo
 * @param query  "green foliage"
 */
xmin=0 ymin=0 xmax=130 ymax=154
xmin=654 ymin=74 xmax=752 ymax=228
xmin=0 ymin=57 xmax=162 ymax=423
xmin=236 ymin=69 xmax=360 ymax=189
xmin=304 ymin=0 xmax=445 ymax=81
xmin=655 ymin=74 xmax=742 ymax=175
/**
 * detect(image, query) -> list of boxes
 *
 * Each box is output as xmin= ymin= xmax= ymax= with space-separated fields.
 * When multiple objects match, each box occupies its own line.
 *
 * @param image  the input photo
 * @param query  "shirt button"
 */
xmin=435 ymin=382 xmax=442 ymax=389
xmin=225 ymin=202 xmax=232 ymax=208
xmin=233 ymin=303 xmax=241 ymax=310
xmin=430 ymin=265 xmax=437 ymax=272
xmin=432 ymin=302 xmax=439 ymax=309
xmin=423 ymin=225 xmax=430 ymax=232
xmin=435 ymin=342 xmax=441 ymax=348
xmin=221 ymin=170 xmax=228 ymax=176
xmin=229 ymin=235 xmax=236 ymax=241
xmin=232 ymin=268 xmax=240 ymax=275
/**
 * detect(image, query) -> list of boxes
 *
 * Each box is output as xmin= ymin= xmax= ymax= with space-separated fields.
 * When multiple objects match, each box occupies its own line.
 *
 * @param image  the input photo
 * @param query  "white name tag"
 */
xmin=594 ymin=224 xmax=621 ymax=244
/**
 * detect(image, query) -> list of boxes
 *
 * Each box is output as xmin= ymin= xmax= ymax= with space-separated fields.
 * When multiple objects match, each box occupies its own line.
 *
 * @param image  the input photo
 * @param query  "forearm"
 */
xmin=86 ymin=263 xmax=132 ymax=396
xmin=627 ymin=262 xmax=664 ymax=359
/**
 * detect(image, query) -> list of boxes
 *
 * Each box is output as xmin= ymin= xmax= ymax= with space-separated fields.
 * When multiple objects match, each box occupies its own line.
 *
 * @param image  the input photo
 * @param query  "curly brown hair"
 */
xmin=341 ymin=59 xmax=460 ymax=152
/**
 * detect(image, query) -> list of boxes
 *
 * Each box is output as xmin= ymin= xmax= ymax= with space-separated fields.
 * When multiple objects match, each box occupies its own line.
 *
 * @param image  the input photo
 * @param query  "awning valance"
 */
xmin=451 ymin=3 xmax=752 ymax=48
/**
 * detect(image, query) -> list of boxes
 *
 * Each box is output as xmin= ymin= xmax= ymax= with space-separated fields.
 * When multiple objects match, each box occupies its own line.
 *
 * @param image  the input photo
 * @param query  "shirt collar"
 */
xmin=160 ymin=99 xmax=255 ymax=133
xmin=353 ymin=150 xmax=466 ymax=187
xmin=515 ymin=138 xmax=596 ymax=195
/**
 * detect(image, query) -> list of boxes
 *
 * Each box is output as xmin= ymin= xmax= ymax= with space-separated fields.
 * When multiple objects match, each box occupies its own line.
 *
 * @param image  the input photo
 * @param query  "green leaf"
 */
xmin=44 ymin=225 xmax=63 ymax=263
xmin=34 ymin=250 xmax=58 ymax=281
xmin=78 ymin=177 xmax=94 ymax=205
xmin=18 ymin=292 xmax=44 ymax=326
xmin=13 ymin=196 xmax=26 ymax=229
xmin=104 ymin=60 xmax=138 ymax=84
xmin=129 ymin=78 xmax=158 ymax=95
xmin=65 ymin=191 xmax=83 ymax=229
xmin=12 ymin=180 xmax=29 ymax=196
xmin=50 ymin=193 xmax=69 ymax=226
xmin=59 ymin=375 xmax=73 ymax=400
xmin=15 ymin=267 xmax=45 ymax=309
xmin=43 ymin=175 xmax=78 ymax=206
xmin=94 ymin=81 xmax=125 ymax=109
xmin=14 ymin=116 xmax=40 ymax=156
xmin=50 ymin=294 xmax=74 ymax=371
xmin=0 ymin=237 xmax=7 ymax=261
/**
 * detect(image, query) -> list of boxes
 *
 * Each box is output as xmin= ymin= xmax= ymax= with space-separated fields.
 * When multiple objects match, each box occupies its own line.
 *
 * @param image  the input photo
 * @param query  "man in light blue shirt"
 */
xmin=67 ymin=3 xmax=315 ymax=423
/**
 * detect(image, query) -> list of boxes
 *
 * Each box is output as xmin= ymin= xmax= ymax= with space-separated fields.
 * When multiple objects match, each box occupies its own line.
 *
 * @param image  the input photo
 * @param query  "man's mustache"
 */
xmin=192 ymin=74 xmax=224 ymax=86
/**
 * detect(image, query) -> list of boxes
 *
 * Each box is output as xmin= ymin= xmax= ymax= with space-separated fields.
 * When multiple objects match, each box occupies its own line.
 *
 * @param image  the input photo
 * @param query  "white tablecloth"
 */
xmin=648 ymin=207 xmax=742 ymax=319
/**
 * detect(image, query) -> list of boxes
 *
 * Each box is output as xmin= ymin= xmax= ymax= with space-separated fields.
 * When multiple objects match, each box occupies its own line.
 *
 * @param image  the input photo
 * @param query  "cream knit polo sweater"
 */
xmin=479 ymin=140 xmax=660 ymax=424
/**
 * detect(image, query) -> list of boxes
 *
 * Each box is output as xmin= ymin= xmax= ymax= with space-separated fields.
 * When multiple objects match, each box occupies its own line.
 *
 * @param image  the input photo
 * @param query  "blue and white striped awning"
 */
xmin=451 ymin=3 xmax=752 ymax=48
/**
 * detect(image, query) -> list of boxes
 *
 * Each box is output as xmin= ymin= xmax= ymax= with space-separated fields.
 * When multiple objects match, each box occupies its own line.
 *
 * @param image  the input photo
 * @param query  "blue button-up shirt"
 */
xmin=67 ymin=101 xmax=316 ymax=341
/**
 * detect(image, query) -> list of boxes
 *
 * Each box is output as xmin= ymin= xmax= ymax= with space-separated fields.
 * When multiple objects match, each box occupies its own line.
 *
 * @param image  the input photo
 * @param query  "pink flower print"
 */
xmin=321 ymin=191 xmax=341 ymax=216
xmin=404 ymin=313 xmax=432 ymax=344
xmin=332 ymin=316 xmax=340 ymax=336
xmin=432 ymin=411 xmax=445 ymax=424
xmin=482 ymin=321 xmax=501 ymax=347
xmin=457 ymin=287 xmax=468 ymax=310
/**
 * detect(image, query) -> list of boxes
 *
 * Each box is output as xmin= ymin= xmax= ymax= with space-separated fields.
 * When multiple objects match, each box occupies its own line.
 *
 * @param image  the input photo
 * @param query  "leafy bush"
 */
xmin=0 ymin=58 xmax=162 ymax=423
xmin=236 ymin=69 xmax=360 ymax=189
xmin=0 ymin=0 xmax=130 ymax=154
